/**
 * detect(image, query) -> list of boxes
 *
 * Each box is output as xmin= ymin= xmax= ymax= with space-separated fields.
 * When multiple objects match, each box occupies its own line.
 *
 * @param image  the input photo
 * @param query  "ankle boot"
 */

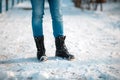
xmin=34 ymin=36 xmax=47 ymax=61
xmin=55 ymin=36 xmax=75 ymax=60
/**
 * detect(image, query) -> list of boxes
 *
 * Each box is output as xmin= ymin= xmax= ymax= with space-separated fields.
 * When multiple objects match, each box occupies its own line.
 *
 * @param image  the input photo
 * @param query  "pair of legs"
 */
xmin=31 ymin=0 xmax=63 ymax=37
xmin=31 ymin=0 xmax=75 ymax=61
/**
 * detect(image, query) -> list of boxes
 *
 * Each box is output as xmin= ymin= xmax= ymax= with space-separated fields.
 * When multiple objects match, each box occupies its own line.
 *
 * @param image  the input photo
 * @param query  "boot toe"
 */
xmin=56 ymin=53 xmax=75 ymax=60
xmin=39 ymin=56 xmax=48 ymax=61
xmin=68 ymin=55 xmax=75 ymax=60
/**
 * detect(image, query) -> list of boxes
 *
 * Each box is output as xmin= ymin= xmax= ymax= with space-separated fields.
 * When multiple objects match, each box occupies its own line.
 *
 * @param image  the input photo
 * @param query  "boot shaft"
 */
xmin=34 ymin=36 xmax=45 ymax=51
xmin=55 ymin=36 xmax=67 ymax=50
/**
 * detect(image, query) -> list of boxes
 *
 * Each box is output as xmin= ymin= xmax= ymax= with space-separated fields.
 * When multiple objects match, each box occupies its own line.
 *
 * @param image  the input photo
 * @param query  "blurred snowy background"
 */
xmin=0 ymin=0 xmax=120 ymax=80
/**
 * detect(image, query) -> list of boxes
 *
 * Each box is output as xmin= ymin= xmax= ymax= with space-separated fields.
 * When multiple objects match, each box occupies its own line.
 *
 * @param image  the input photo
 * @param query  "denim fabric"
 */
xmin=31 ymin=0 xmax=64 ymax=37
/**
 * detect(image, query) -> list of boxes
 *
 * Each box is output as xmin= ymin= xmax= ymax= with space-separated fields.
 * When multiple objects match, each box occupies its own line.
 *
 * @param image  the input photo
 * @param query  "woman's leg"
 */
xmin=31 ymin=0 xmax=47 ymax=61
xmin=31 ymin=0 xmax=45 ymax=37
xmin=48 ymin=0 xmax=75 ymax=60
xmin=48 ymin=0 xmax=64 ymax=37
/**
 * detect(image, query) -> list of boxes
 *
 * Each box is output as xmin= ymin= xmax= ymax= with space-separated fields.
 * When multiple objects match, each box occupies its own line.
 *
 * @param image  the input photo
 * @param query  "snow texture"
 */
xmin=0 ymin=0 xmax=120 ymax=80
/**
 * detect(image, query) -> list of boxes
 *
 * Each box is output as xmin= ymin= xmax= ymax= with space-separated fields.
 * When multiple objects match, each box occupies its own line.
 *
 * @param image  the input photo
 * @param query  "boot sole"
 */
xmin=55 ymin=56 xmax=75 ymax=61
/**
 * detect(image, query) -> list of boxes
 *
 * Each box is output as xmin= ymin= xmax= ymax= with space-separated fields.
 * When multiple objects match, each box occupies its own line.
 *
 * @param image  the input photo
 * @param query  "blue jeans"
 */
xmin=31 ymin=0 xmax=64 ymax=37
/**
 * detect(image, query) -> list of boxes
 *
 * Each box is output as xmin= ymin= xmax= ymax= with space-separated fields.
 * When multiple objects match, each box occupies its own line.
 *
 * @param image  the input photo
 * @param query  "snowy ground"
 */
xmin=0 ymin=0 xmax=120 ymax=80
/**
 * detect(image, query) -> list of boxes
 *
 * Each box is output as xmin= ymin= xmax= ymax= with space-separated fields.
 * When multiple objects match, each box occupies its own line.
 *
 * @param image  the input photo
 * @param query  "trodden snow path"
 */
xmin=0 ymin=0 xmax=120 ymax=80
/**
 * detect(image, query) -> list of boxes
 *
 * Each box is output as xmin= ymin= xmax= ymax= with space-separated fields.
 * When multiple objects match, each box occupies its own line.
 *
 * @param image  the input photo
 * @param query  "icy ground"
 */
xmin=0 ymin=0 xmax=120 ymax=80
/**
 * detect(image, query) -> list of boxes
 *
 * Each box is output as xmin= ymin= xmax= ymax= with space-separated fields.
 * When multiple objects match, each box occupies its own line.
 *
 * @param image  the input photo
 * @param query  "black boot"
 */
xmin=55 ymin=36 xmax=75 ymax=60
xmin=34 ymin=36 xmax=47 ymax=61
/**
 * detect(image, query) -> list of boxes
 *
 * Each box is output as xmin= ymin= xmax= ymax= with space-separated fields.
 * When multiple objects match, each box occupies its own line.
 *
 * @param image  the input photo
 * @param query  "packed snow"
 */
xmin=0 ymin=0 xmax=120 ymax=80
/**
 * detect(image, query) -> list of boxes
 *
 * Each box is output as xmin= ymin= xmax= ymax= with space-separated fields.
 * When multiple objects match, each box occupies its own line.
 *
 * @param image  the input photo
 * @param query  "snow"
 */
xmin=0 ymin=0 xmax=120 ymax=80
